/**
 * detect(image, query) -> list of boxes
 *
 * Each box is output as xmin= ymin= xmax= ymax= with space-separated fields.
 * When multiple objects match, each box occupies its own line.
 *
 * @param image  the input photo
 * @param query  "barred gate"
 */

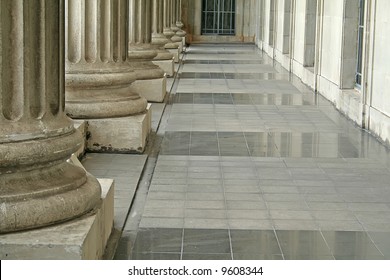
xmin=201 ymin=0 xmax=236 ymax=35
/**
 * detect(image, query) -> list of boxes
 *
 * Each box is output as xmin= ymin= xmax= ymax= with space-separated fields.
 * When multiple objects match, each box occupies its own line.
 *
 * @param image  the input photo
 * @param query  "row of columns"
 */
xmin=0 ymin=0 xmax=185 ymax=234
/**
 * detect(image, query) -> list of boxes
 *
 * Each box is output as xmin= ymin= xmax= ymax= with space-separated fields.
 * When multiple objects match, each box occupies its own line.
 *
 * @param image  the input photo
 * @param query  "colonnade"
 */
xmin=0 ymin=0 xmax=185 ymax=241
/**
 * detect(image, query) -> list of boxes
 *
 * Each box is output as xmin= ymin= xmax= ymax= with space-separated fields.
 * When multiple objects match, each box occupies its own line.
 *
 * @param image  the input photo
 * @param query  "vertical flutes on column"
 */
xmin=0 ymin=0 xmax=101 ymax=233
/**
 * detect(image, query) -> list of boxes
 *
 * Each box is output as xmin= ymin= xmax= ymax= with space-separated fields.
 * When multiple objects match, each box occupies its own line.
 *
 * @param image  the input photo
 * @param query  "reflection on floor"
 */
xmin=115 ymin=44 xmax=390 ymax=260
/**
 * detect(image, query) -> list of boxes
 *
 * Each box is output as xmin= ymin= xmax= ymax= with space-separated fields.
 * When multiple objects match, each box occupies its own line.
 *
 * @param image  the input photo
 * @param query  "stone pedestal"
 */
xmin=0 ymin=179 xmax=114 ymax=260
xmin=153 ymin=60 xmax=175 ymax=77
xmin=87 ymin=104 xmax=152 ymax=153
xmin=128 ymin=0 xmax=167 ymax=102
xmin=65 ymin=0 xmax=150 ymax=149
xmin=0 ymin=0 xmax=101 ymax=234
xmin=130 ymin=76 xmax=168 ymax=102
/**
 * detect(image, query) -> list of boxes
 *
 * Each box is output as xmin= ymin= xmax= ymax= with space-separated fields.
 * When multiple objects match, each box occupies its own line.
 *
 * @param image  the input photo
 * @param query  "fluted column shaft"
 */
xmin=164 ymin=0 xmax=182 ymax=46
xmin=65 ymin=0 xmax=147 ymax=119
xmin=163 ymin=0 xmax=175 ymax=43
xmin=175 ymin=0 xmax=186 ymax=38
xmin=152 ymin=0 xmax=169 ymax=46
xmin=128 ymin=0 xmax=157 ymax=59
xmin=129 ymin=0 xmax=152 ymax=45
xmin=128 ymin=0 xmax=164 ymax=80
xmin=169 ymin=0 xmax=181 ymax=43
xmin=170 ymin=0 xmax=179 ymax=32
xmin=0 ymin=0 xmax=101 ymax=233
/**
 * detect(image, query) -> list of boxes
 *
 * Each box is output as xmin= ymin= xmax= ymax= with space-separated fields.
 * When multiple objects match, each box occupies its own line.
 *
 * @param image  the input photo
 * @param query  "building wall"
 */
xmin=254 ymin=0 xmax=390 ymax=145
xmin=366 ymin=0 xmax=390 ymax=144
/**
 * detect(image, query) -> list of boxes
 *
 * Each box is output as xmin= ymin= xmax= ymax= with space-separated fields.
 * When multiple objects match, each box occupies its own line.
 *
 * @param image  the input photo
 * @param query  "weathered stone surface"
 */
xmin=87 ymin=105 xmax=152 ymax=154
xmin=164 ymin=0 xmax=181 ymax=51
xmin=130 ymin=76 xmax=168 ymax=102
xmin=65 ymin=0 xmax=147 ymax=119
xmin=153 ymin=60 xmax=175 ymax=77
xmin=128 ymin=0 xmax=167 ymax=102
xmin=0 ymin=179 xmax=114 ymax=260
xmin=152 ymin=0 xmax=175 ymax=76
xmin=0 ymin=0 xmax=101 ymax=233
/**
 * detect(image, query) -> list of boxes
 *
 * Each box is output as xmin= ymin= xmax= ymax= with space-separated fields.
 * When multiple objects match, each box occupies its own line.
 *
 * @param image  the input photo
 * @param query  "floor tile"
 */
xmin=117 ymin=44 xmax=390 ymax=260
xmin=132 ymin=228 xmax=183 ymax=253
xmin=183 ymin=229 xmax=231 ymax=254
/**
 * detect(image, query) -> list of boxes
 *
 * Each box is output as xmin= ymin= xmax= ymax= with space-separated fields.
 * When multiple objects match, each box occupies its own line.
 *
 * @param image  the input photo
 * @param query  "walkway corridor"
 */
xmin=115 ymin=44 xmax=390 ymax=260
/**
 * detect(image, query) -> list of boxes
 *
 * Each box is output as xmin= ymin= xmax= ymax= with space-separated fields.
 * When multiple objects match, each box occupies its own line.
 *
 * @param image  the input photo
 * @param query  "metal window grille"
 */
xmin=201 ymin=0 xmax=236 ymax=35
xmin=356 ymin=0 xmax=365 ymax=86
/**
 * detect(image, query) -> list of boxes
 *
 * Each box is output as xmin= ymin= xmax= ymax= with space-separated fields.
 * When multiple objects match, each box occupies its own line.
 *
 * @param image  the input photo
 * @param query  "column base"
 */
xmin=86 ymin=104 xmax=151 ymax=153
xmin=0 ymin=179 xmax=114 ymax=260
xmin=130 ymin=75 xmax=167 ymax=102
xmin=153 ymin=59 xmax=174 ymax=77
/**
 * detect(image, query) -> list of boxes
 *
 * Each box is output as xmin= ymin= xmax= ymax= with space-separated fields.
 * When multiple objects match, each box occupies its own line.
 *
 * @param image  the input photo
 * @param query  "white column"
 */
xmin=164 ymin=0 xmax=181 ymax=61
xmin=151 ymin=0 xmax=175 ymax=76
xmin=65 ymin=0 xmax=151 ymax=152
xmin=175 ymin=0 xmax=187 ymax=46
xmin=170 ymin=0 xmax=182 ymax=44
xmin=65 ymin=0 xmax=147 ymax=119
xmin=0 ymin=0 xmax=101 ymax=233
xmin=128 ymin=0 xmax=167 ymax=102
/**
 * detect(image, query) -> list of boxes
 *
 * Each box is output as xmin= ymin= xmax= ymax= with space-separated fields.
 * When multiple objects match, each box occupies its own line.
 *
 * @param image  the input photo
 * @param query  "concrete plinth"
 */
xmin=167 ymin=48 xmax=180 ymax=63
xmin=130 ymin=76 xmax=167 ymax=102
xmin=0 ymin=179 xmax=114 ymax=260
xmin=153 ymin=59 xmax=174 ymax=77
xmin=87 ymin=104 xmax=151 ymax=153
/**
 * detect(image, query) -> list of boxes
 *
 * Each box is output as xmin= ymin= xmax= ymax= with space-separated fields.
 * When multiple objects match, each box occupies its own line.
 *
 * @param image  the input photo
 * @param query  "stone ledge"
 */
xmin=130 ymin=77 xmax=167 ymax=103
xmin=0 ymin=179 xmax=114 ymax=260
xmin=153 ymin=60 xmax=174 ymax=77
xmin=167 ymin=48 xmax=180 ymax=63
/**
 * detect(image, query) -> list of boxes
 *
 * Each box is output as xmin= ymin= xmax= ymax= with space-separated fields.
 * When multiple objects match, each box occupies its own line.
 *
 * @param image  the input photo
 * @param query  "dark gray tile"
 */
xmin=182 ymin=253 xmax=232 ymax=260
xmin=233 ymin=253 xmax=284 ymax=260
xmin=230 ymin=230 xmax=281 ymax=255
xmin=333 ymin=254 xmax=385 ymax=260
xmin=183 ymin=229 xmax=231 ymax=254
xmin=283 ymin=254 xmax=334 ymax=260
xmin=322 ymin=231 xmax=383 ymax=258
xmin=131 ymin=252 xmax=181 ymax=260
xmin=276 ymin=230 xmax=332 ymax=256
xmin=132 ymin=228 xmax=183 ymax=253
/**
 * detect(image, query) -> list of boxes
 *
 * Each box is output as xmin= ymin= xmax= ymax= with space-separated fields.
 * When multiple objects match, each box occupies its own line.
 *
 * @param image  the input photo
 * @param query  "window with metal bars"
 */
xmin=201 ymin=0 xmax=236 ymax=35
xmin=356 ymin=0 xmax=365 ymax=87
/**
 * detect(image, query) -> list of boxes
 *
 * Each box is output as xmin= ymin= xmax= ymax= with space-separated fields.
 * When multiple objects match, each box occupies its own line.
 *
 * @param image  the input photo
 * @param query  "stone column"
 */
xmin=175 ymin=0 xmax=187 ymax=47
xmin=65 ymin=0 xmax=151 ymax=152
xmin=170 ymin=0 xmax=183 ymax=52
xmin=151 ymin=0 xmax=175 ymax=76
xmin=0 ymin=0 xmax=101 ymax=233
xmin=164 ymin=0 xmax=181 ymax=62
xmin=170 ymin=0 xmax=180 ymax=35
xmin=128 ymin=0 xmax=167 ymax=102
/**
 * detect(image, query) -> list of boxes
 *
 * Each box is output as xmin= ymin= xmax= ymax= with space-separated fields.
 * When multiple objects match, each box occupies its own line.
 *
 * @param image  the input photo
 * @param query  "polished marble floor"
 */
xmin=115 ymin=44 xmax=390 ymax=260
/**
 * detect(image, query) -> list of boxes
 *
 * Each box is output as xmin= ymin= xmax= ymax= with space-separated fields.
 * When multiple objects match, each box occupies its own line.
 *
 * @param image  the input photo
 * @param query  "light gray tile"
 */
xmin=184 ymin=218 xmax=229 ymax=229
xmin=228 ymin=219 xmax=273 ymax=230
